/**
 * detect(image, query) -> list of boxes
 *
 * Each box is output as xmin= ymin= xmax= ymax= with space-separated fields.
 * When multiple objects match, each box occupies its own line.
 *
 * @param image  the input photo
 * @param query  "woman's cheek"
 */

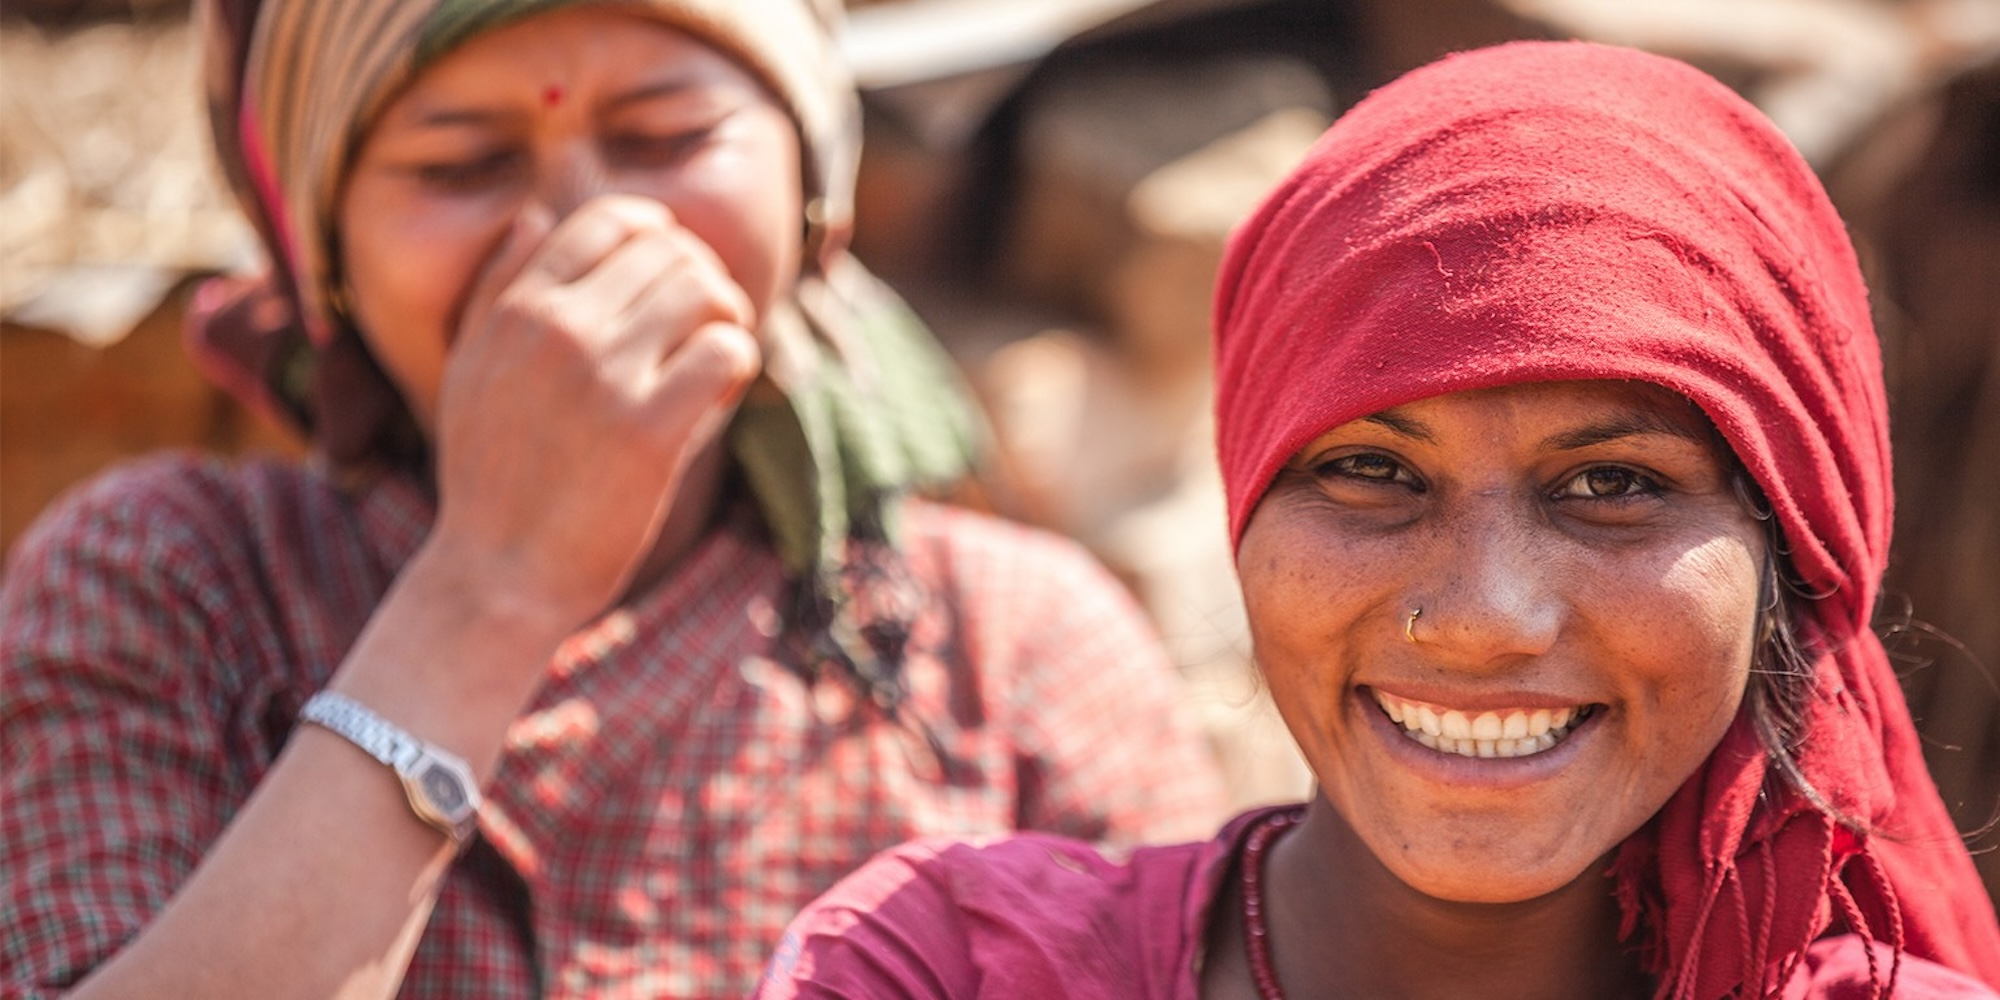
xmin=1238 ymin=506 xmax=1380 ymax=703
xmin=668 ymin=119 xmax=801 ymax=319
xmin=340 ymin=197 xmax=499 ymax=431
xmin=1625 ymin=533 xmax=1759 ymax=662
xmin=1593 ymin=531 xmax=1760 ymax=737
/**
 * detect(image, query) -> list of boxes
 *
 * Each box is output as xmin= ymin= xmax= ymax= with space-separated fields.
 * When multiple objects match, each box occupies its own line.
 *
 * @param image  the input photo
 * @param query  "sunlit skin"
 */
xmin=337 ymin=6 xmax=805 ymax=614
xmin=1211 ymin=380 xmax=1764 ymax=1000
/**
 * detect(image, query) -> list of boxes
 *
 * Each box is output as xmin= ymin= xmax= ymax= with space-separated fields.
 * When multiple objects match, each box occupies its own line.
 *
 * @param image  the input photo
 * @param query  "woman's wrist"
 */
xmin=403 ymin=531 xmax=606 ymax=639
xmin=327 ymin=542 xmax=579 ymax=778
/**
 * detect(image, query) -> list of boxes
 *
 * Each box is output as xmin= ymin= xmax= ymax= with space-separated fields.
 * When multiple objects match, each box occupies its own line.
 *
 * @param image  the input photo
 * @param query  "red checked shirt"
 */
xmin=1 ymin=454 xmax=1225 ymax=999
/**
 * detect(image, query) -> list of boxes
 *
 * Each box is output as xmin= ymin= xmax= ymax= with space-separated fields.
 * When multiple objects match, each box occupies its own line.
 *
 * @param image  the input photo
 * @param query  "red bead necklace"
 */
xmin=1241 ymin=807 xmax=1303 ymax=1000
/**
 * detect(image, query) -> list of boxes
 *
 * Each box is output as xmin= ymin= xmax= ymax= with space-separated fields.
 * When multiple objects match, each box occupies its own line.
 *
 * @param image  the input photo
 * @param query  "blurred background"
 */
xmin=4 ymin=0 xmax=1997 ymax=908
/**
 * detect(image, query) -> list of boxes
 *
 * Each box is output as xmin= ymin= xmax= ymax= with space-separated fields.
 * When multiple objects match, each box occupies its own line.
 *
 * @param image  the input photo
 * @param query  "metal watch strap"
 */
xmin=298 ymin=691 xmax=481 ymax=844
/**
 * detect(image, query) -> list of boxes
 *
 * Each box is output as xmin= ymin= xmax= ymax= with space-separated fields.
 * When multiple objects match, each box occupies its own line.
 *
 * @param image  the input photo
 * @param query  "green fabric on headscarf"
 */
xmin=417 ymin=0 xmax=579 ymax=65
xmin=730 ymin=260 xmax=984 ymax=658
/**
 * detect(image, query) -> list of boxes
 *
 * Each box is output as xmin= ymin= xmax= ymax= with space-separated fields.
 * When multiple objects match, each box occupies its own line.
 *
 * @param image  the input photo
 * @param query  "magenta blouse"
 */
xmin=756 ymin=807 xmax=1998 ymax=999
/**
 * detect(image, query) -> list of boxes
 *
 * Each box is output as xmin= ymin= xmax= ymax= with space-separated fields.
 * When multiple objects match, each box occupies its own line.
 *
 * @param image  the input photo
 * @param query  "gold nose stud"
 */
xmin=1405 ymin=607 xmax=1423 ymax=643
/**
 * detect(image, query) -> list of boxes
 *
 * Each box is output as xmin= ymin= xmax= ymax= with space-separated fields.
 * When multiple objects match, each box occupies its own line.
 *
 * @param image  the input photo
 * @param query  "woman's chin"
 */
xmin=1348 ymin=815 xmax=1612 ymax=907
xmin=1388 ymin=861 xmax=1594 ymax=906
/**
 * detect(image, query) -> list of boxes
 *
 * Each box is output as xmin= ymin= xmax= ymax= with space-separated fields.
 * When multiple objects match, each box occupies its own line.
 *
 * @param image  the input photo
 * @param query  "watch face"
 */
xmin=420 ymin=762 xmax=469 ymax=814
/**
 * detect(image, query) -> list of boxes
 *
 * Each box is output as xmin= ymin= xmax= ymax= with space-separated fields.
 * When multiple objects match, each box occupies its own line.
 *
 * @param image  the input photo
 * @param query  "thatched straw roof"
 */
xmin=1 ymin=17 xmax=254 ymax=344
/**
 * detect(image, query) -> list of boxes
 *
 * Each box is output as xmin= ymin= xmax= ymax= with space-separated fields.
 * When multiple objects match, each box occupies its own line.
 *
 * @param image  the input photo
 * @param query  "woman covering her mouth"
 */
xmin=757 ymin=41 xmax=2000 ymax=999
xmin=0 ymin=1 xmax=1225 ymax=996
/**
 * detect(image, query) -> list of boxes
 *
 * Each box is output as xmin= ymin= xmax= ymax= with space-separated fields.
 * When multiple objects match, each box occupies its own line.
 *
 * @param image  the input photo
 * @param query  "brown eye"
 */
xmin=1341 ymin=454 xmax=1399 ymax=479
xmin=1558 ymin=466 xmax=1659 ymax=499
xmin=1315 ymin=453 xmax=1419 ymax=487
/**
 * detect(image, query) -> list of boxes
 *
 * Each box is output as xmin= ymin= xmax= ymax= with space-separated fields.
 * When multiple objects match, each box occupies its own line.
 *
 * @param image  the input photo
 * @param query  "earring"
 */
xmin=326 ymin=281 xmax=357 ymax=324
xmin=802 ymin=196 xmax=833 ymax=270
xmin=1405 ymin=607 xmax=1424 ymax=643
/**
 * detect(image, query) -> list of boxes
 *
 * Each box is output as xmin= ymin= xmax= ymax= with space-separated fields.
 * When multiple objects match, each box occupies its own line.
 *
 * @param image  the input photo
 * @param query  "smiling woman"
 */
xmin=756 ymin=41 xmax=2000 ymax=1000
xmin=1242 ymin=381 xmax=1763 ymax=911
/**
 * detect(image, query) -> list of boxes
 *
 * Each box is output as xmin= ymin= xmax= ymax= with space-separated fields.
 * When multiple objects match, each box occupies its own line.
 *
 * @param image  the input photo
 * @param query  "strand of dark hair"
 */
xmin=1737 ymin=474 xmax=1861 ymax=832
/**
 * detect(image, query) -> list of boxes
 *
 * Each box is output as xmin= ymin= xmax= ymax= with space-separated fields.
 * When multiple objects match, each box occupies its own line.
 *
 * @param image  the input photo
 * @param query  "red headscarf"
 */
xmin=1214 ymin=41 xmax=2000 ymax=998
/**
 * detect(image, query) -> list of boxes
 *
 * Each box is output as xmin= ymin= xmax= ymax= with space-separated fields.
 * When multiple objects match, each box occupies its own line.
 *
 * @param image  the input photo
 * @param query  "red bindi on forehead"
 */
xmin=542 ymin=85 xmax=565 ymax=108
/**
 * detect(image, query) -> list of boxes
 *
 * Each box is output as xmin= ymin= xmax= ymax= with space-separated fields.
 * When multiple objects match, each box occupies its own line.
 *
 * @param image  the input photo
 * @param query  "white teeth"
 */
xmin=1371 ymin=690 xmax=1590 ymax=760
xmin=1441 ymin=711 xmax=1472 ymax=740
xmin=1529 ymin=709 xmax=1552 ymax=736
xmin=1471 ymin=712 xmax=1502 ymax=740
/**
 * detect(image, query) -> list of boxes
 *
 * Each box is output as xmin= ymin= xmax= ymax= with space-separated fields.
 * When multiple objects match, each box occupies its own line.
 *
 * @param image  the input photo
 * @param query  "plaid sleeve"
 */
xmin=937 ymin=515 xmax=1227 ymax=848
xmin=1 ymin=461 xmax=261 ymax=997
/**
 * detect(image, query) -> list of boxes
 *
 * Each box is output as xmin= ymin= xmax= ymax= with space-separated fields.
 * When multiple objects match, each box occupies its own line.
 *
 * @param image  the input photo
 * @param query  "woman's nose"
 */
xmin=1414 ymin=501 xmax=1564 ymax=664
xmin=533 ymin=144 xmax=619 ymax=219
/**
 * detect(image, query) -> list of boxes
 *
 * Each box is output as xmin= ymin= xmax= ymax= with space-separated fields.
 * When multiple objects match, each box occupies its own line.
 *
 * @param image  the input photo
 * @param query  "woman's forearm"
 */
xmin=66 ymin=546 xmax=573 ymax=1000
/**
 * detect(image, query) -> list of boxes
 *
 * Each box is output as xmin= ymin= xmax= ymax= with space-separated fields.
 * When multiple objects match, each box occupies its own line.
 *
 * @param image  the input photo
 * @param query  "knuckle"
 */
xmin=484 ymin=293 xmax=597 ymax=366
xmin=696 ymin=323 xmax=762 ymax=384
xmin=699 ymin=269 xmax=754 ymax=321
xmin=594 ymin=194 xmax=674 ymax=232
xmin=494 ymin=288 xmax=562 ymax=333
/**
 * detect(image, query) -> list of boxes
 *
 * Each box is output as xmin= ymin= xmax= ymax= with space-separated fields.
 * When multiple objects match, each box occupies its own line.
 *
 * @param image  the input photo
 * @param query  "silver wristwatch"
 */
xmin=298 ymin=691 xmax=481 ymax=845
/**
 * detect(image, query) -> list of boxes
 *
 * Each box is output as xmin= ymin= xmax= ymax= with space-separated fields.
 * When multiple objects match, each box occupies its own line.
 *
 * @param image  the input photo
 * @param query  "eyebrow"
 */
xmin=404 ymin=77 xmax=699 ymax=129
xmin=1355 ymin=406 xmax=1710 ymax=450
xmin=406 ymin=105 xmax=519 ymax=129
xmin=1540 ymin=412 xmax=1712 ymax=451
xmin=1362 ymin=411 xmax=1436 ymax=443
xmin=601 ymin=77 xmax=700 ymax=113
